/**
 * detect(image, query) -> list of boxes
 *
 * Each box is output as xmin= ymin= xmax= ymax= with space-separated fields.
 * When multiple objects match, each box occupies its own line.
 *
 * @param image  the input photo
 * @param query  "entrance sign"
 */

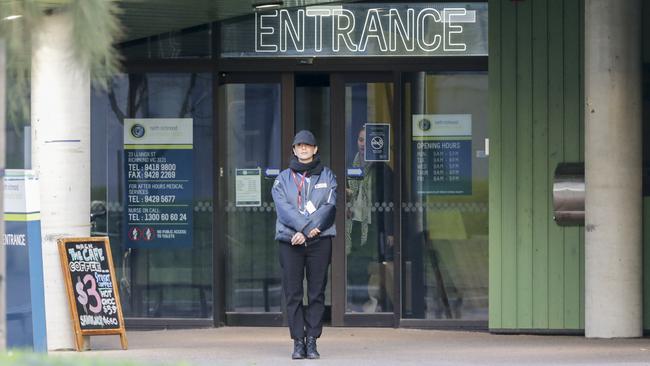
xmin=412 ymin=114 xmax=472 ymax=195
xmin=4 ymin=170 xmax=47 ymax=351
xmin=236 ymin=168 xmax=262 ymax=207
xmin=57 ymin=237 xmax=127 ymax=351
xmin=124 ymin=118 xmax=194 ymax=248
xmin=365 ymin=123 xmax=390 ymax=162
xmin=221 ymin=3 xmax=487 ymax=57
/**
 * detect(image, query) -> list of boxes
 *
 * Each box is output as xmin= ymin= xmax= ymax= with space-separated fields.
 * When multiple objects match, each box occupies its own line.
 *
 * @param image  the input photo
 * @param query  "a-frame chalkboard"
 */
xmin=58 ymin=237 xmax=127 ymax=351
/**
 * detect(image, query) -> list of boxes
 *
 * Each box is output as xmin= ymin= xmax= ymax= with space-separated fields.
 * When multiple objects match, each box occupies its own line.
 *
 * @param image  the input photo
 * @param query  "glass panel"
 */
xmin=91 ymin=73 xmax=214 ymax=318
xmin=295 ymin=74 xmax=331 ymax=167
xmin=295 ymin=74 xmax=332 ymax=311
xmin=219 ymin=83 xmax=283 ymax=312
xmin=345 ymin=82 xmax=395 ymax=313
xmin=401 ymin=72 xmax=488 ymax=320
xmin=119 ymin=24 xmax=212 ymax=59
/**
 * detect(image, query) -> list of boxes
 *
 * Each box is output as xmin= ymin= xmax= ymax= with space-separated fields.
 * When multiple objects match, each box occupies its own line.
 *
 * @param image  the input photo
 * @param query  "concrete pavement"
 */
xmin=58 ymin=327 xmax=650 ymax=365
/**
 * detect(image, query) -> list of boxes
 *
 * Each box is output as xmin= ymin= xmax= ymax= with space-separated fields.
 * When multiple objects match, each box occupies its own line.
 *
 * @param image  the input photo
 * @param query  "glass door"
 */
xmin=400 ymin=72 xmax=489 ymax=325
xmin=330 ymin=73 xmax=398 ymax=327
xmin=217 ymin=73 xmax=284 ymax=324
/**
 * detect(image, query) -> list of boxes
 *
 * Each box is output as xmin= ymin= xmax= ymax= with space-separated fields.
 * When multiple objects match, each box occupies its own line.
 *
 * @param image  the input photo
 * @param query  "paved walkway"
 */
xmin=59 ymin=327 xmax=650 ymax=365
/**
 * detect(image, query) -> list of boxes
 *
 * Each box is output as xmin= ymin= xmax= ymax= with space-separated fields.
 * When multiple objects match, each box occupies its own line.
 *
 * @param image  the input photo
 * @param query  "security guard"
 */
xmin=271 ymin=130 xmax=337 ymax=360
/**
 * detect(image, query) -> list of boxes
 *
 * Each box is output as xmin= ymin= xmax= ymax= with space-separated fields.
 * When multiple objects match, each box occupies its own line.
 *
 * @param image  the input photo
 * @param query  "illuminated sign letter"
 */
xmin=416 ymin=8 xmax=442 ymax=52
xmin=280 ymin=9 xmax=305 ymax=52
xmin=255 ymin=11 xmax=278 ymax=52
xmin=332 ymin=9 xmax=358 ymax=52
xmin=306 ymin=8 xmax=331 ymax=52
xmin=444 ymin=8 xmax=469 ymax=52
xmin=358 ymin=9 xmax=388 ymax=52
xmin=389 ymin=8 xmax=415 ymax=52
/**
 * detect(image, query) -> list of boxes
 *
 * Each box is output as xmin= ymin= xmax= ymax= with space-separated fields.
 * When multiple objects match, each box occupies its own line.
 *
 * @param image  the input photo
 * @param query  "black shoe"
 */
xmin=306 ymin=336 xmax=320 ymax=359
xmin=292 ymin=338 xmax=306 ymax=359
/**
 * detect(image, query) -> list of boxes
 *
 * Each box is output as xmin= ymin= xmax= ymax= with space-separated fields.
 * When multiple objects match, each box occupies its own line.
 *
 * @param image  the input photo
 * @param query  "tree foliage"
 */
xmin=0 ymin=0 xmax=123 ymax=124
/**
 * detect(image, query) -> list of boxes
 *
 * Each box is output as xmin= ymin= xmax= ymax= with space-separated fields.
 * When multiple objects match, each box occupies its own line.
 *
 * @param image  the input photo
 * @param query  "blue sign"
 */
xmin=365 ymin=123 xmax=390 ymax=162
xmin=412 ymin=114 xmax=472 ymax=195
xmin=4 ymin=170 xmax=47 ymax=352
xmin=124 ymin=119 xmax=194 ymax=248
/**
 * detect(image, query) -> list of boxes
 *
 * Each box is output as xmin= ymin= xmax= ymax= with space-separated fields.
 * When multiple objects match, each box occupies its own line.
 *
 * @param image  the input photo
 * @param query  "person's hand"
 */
xmin=308 ymin=228 xmax=321 ymax=238
xmin=291 ymin=232 xmax=306 ymax=246
xmin=386 ymin=235 xmax=395 ymax=247
xmin=345 ymin=188 xmax=353 ymax=199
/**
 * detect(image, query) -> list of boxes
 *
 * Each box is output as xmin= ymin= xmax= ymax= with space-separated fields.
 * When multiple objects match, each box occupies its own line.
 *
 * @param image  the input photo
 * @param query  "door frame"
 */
xmin=329 ymin=72 xmax=402 ymax=327
xmin=212 ymin=57 xmax=488 ymax=328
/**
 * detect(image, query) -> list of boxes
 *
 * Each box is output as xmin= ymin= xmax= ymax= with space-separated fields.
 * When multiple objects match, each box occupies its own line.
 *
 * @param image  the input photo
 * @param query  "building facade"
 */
xmin=4 ymin=0 xmax=649 ymax=345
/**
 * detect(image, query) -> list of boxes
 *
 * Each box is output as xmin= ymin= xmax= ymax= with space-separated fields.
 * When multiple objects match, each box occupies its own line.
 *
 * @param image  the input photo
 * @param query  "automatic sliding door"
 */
xmin=331 ymin=74 xmax=397 ymax=326
xmin=218 ymin=76 xmax=283 ymax=322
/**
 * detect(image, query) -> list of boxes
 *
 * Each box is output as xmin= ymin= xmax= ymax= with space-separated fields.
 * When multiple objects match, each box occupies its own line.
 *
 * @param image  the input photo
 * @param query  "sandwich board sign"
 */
xmin=58 ymin=237 xmax=127 ymax=351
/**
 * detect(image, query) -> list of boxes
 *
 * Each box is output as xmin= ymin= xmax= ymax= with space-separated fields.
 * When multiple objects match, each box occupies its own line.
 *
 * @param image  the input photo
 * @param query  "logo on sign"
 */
xmin=371 ymin=136 xmax=384 ymax=150
xmin=418 ymin=118 xmax=432 ymax=131
xmin=130 ymin=124 xmax=146 ymax=138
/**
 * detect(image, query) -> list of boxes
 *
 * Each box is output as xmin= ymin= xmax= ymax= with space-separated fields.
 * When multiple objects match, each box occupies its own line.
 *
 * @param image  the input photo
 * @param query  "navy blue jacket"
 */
xmin=271 ymin=167 xmax=337 ymax=243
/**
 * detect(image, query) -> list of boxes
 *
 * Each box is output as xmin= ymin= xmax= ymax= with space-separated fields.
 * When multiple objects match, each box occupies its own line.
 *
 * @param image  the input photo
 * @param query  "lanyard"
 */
xmin=291 ymin=172 xmax=307 ymax=209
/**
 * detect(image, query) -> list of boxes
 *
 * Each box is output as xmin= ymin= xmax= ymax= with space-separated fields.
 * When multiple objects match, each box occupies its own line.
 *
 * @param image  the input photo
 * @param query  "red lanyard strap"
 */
xmin=291 ymin=172 xmax=307 ymax=209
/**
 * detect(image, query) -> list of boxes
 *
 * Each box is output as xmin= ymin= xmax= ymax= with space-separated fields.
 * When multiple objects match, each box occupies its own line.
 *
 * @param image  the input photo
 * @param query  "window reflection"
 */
xmin=345 ymin=82 xmax=395 ymax=313
xmin=402 ymin=72 xmax=488 ymax=320
xmin=91 ymin=73 xmax=214 ymax=318
xmin=219 ymin=83 xmax=282 ymax=312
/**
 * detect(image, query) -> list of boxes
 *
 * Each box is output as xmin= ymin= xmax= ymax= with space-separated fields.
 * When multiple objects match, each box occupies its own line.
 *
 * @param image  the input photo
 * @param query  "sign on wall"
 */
xmin=221 ymin=3 xmax=488 ymax=57
xmin=57 ymin=237 xmax=127 ymax=351
xmin=412 ymin=114 xmax=472 ymax=195
xmin=123 ymin=118 xmax=193 ymax=248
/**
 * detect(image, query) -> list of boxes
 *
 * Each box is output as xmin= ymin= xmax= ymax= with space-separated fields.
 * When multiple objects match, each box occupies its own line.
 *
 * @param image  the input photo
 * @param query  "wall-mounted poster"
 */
xmin=123 ymin=119 xmax=193 ymax=248
xmin=412 ymin=114 xmax=472 ymax=195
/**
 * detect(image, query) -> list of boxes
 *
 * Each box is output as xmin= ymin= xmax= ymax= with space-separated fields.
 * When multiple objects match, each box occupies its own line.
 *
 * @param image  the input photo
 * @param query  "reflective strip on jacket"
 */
xmin=271 ymin=166 xmax=337 ymax=243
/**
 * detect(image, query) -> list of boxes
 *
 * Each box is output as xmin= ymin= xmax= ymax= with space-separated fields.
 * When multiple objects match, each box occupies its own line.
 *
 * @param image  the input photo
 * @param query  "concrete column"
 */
xmin=31 ymin=12 xmax=90 ymax=350
xmin=585 ymin=0 xmax=642 ymax=338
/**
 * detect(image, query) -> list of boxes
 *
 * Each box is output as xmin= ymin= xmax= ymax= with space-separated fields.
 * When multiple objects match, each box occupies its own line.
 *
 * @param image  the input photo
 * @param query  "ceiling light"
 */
xmin=253 ymin=1 xmax=283 ymax=10
xmin=2 ymin=14 xmax=22 ymax=21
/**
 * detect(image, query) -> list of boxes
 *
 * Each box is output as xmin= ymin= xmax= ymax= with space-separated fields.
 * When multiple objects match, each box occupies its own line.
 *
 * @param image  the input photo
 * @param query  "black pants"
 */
xmin=278 ymin=237 xmax=332 ymax=340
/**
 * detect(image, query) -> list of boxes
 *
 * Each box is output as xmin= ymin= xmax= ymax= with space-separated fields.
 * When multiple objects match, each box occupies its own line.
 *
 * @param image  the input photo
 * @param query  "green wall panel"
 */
xmin=488 ymin=0 xmax=585 ymax=331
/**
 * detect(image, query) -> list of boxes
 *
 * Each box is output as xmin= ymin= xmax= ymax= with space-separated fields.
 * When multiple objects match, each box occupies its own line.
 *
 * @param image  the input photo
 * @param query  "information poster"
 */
xmin=124 ymin=119 xmax=193 ymax=248
xmin=365 ymin=123 xmax=390 ymax=162
xmin=236 ymin=168 xmax=262 ymax=207
xmin=412 ymin=114 xmax=472 ymax=195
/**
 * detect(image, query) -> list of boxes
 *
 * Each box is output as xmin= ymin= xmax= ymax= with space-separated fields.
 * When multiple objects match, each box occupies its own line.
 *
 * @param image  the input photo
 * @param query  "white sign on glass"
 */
xmin=236 ymin=168 xmax=262 ymax=207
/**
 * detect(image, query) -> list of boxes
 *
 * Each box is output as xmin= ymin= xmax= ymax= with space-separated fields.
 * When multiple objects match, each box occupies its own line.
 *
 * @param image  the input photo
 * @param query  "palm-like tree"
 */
xmin=0 ymin=0 xmax=123 ymax=350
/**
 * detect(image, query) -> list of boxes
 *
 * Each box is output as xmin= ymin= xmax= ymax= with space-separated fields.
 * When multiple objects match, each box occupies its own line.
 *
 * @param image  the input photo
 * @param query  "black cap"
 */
xmin=292 ymin=130 xmax=317 ymax=146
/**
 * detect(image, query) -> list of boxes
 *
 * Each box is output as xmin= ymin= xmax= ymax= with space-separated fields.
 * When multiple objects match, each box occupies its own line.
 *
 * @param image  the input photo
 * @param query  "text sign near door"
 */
xmin=124 ymin=119 xmax=194 ymax=248
xmin=412 ymin=114 xmax=472 ymax=195
xmin=221 ymin=3 xmax=488 ymax=57
xmin=57 ymin=237 xmax=127 ymax=351
xmin=365 ymin=123 xmax=390 ymax=162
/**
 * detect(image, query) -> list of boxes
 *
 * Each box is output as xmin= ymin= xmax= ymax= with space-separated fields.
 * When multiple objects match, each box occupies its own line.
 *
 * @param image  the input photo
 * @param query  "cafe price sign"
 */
xmin=124 ymin=119 xmax=193 ymax=248
xmin=412 ymin=114 xmax=472 ymax=195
